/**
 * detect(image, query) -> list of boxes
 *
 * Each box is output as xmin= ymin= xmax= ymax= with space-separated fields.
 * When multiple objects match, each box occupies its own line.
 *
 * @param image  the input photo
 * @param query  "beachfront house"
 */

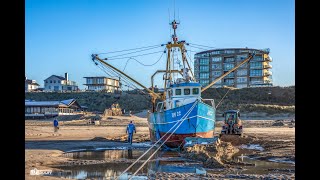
xmin=25 ymin=99 xmax=83 ymax=119
xmin=44 ymin=73 xmax=79 ymax=92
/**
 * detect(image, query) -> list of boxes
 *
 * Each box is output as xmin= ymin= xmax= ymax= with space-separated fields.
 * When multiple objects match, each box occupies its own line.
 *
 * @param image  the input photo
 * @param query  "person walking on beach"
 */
xmin=126 ymin=121 xmax=136 ymax=144
xmin=53 ymin=118 xmax=59 ymax=133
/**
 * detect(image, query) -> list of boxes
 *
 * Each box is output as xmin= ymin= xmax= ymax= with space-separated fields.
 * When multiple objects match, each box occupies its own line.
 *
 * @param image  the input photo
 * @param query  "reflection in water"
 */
xmin=224 ymin=153 xmax=295 ymax=175
xmin=63 ymin=149 xmax=148 ymax=160
xmin=54 ymin=149 xmax=202 ymax=179
xmin=52 ymin=150 xmax=294 ymax=179
xmin=128 ymin=149 xmax=133 ymax=159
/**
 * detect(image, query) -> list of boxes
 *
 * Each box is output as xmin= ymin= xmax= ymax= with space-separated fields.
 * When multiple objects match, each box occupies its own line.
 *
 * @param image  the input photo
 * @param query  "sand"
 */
xmin=25 ymin=116 xmax=295 ymax=179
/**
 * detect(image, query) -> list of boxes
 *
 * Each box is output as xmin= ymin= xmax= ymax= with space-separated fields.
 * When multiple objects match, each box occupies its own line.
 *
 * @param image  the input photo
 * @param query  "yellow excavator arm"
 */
xmin=201 ymin=53 xmax=254 ymax=92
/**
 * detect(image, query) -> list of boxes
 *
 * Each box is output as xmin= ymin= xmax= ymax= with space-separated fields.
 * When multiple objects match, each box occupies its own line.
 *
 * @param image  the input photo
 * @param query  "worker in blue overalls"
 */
xmin=53 ymin=119 xmax=59 ymax=133
xmin=126 ymin=121 xmax=136 ymax=144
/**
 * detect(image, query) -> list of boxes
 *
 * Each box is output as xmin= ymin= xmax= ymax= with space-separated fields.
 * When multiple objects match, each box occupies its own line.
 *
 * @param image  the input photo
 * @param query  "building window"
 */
xmin=212 ymin=71 xmax=221 ymax=77
xmin=50 ymin=80 xmax=52 ymax=83
xmin=237 ymin=69 xmax=247 ymax=76
xmin=199 ymin=80 xmax=209 ymax=86
xmin=54 ymin=80 xmax=56 ymax=83
xmin=252 ymin=55 xmax=263 ymax=61
xmin=224 ymin=63 xmax=234 ymax=70
xmin=212 ymin=51 xmax=220 ymax=55
xmin=200 ymin=66 xmax=209 ymax=72
xmin=226 ymin=72 xmax=235 ymax=78
xmin=87 ymin=79 xmax=93 ymax=84
xmin=192 ymin=88 xmax=199 ymax=95
xmin=225 ymin=57 xmax=234 ymax=62
xmin=236 ymin=54 xmax=248 ymax=61
xmin=212 ymin=64 xmax=221 ymax=69
xmin=224 ymin=79 xmax=234 ymax=84
xmin=200 ymin=73 xmax=209 ymax=79
xmin=175 ymin=89 xmax=181 ymax=95
xmin=45 ymin=81 xmax=48 ymax=83
xmin=225 ymin=50 xmax=235 ymax=54
xmin=250 ymin=62 xmax=262 ymax=69
xmin=250 ymin=77 xmax=263 ymax=84
xmin=199 ymin=58 xmax=209 ymax=65
xmin=250 ymin=69 xmax=262 ymax=76
xmin=212 ymin=79 xmax=222 ymax=84
xmin=237 ymin=77 xmax=247 ymax=83
xmin=201 ymin=53 xmax=209 ymax=57
xmin=58 ymin=81 xmax=61 ymax=83
xmin=184 ymin=88 xmax=190 ymax=95
xmin=237 ymin=84 xmax=247 ymax=88
xmin=212 ymin=57 xmax=222 ymax=62
xmin=239 ymin=50 xmax=249 ymax=53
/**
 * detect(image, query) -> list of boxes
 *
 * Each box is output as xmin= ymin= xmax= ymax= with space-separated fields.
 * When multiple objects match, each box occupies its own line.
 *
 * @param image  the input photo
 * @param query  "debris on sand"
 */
xmin=182 ymin=141 xmax=239 ymax=168
xmin=272 ymin=121 xmax=285 ymax=126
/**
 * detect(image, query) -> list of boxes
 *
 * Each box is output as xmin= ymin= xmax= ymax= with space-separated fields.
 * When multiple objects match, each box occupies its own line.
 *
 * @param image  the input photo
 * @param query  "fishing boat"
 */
xmin=146 ymin=20 xmax=216 ymax=147
xmin=92 ymin=19 xmax=254 ymax=148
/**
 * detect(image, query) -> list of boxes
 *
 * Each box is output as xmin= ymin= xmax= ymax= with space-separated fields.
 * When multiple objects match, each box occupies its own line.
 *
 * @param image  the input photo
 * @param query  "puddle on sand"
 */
xmin=48 ymin=149 xmax=204 ymax=179
xmin=209 ymin=154 xmax=295 ymax=175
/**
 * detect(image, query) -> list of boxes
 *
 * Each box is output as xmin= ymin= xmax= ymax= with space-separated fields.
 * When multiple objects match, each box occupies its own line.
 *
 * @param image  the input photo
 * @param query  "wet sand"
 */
xmin=25 ymin=116 xmax=295 ymax=179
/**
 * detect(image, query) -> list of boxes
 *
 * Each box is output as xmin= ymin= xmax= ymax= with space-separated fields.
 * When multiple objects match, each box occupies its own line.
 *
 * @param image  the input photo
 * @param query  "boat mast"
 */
xmin=164 ymin=20 xmax=195 ymax=91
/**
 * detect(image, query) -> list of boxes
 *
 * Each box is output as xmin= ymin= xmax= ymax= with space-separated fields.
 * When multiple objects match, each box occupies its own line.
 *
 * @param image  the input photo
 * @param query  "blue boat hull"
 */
xmin=147 ymin=101 xmax=215 ymax=147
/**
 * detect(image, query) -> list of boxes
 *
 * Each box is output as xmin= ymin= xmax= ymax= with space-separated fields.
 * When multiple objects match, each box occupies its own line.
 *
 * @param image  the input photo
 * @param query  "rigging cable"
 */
xmin=128 ymin=100 xmax=199 ymax=179
xmin=128 ymin=48 xmax=166 ymax=66
xmin=99 ymin=62 xmax=151 ymax=97
xmin=105 ymin=45 xmax=163 ymax=59
xmin=215 ymin=88 xmax=231 ymax=109
xmin=97 ymin=44 xmax=163 ymax=54
xmin=188 ymin=45 xmax=211 ymax=51
xmin=116 ymin=100 xmax=198 ymax=180
xmin=106 ymin=51 xmax=164 ymax=60
xmin=188 ymin=43 xmax=215 ymax=49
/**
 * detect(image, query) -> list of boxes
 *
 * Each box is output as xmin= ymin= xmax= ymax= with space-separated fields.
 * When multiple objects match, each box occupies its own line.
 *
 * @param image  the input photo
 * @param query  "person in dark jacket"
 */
xmin=53 ymin=119 xmax=59 ymax=133
xmin=126 ymin=121 xmax=136 ymax=144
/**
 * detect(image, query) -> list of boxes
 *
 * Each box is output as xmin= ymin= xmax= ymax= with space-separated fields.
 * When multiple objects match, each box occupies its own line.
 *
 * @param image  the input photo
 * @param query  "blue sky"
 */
xmin=26 ymin=0 xmax=295 ymax=89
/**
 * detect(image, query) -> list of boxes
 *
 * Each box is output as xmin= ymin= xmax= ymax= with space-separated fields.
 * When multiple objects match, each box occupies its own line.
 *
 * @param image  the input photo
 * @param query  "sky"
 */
xmin=26 ymin=0 xmax=295 ymax=90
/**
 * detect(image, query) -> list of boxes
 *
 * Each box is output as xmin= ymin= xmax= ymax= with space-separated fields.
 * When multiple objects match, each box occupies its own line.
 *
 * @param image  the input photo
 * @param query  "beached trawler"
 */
xmin=92 ymin=19 xmax=254 ymax=148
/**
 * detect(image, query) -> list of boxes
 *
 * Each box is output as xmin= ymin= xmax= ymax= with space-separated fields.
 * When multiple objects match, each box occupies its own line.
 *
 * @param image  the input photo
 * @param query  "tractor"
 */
xmin=220 ymin=110 xmax=243 ymax=137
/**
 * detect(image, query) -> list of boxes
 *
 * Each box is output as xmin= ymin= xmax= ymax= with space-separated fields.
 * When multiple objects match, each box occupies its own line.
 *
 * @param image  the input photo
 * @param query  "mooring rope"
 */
xmin=116 ymin=100 xmax=198 ymax=180
xmin=128 ymin=100 xmax=198 ymax=179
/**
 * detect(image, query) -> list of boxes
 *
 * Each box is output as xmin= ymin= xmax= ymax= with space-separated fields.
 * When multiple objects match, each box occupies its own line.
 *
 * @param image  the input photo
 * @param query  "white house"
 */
xmin=44 ymin=73 xmax=79 ymax=92
xmin=25 ymin=76 xmax=40 ymax=92
xmin=83 ymin=76 xmax=120 ymax=92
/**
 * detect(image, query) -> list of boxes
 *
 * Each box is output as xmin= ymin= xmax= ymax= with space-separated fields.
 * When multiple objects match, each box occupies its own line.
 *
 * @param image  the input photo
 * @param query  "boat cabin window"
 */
xmin=175 ymin=89 xmax=181 ymax=95
xmin=184 ymin=88 xmax=190 ymax=95
xmin=192 ymin=88 xmax=199 ymax=95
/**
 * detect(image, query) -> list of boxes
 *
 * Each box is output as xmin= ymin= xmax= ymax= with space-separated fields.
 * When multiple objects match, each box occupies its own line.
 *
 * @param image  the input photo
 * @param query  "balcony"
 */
xmin=263 ymin=64 xmax=272 ymax=69
xmin=264 ymin=71 xmax=272 ymax=76
xmin=265 ymin=56 xmax=273 ymax=62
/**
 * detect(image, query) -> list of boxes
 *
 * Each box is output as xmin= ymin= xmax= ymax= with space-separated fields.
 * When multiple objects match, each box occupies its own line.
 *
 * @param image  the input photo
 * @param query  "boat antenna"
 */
xmin=168 ymin=8 xmax=171 ymax=38
xmin=174 ymin=0 xmax=176 ymax=20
